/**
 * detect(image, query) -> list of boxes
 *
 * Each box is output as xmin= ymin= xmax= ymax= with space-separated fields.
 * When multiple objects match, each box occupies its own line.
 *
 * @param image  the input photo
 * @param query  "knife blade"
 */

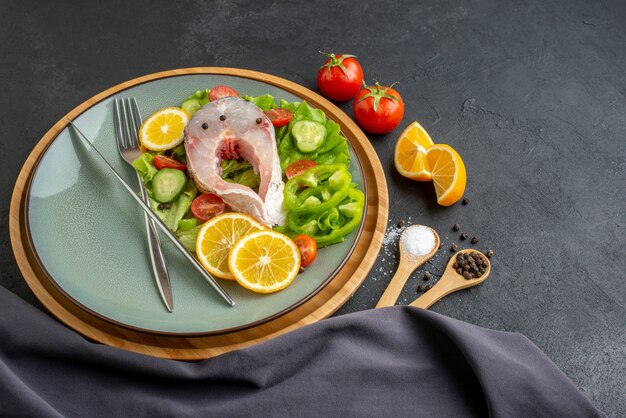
xmin=67 ymin=119 xmax=235 ymax=307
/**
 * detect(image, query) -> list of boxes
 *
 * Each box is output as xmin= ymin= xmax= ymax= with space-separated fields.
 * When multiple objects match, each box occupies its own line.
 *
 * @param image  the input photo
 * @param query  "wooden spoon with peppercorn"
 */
xmin=408 ymin=249 xmax=491 ymax=309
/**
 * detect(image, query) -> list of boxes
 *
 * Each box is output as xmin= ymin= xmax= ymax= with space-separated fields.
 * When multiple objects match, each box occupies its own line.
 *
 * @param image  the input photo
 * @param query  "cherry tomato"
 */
xmin=317 ymin=53 xmax=364 ymax=102
xmin=191 ymin=193 xmax=225 ymax=222
xmin=209 ymin=85 xmax=240 ymax=101
xmin=353 ymin=81 xmax=404 ymax=134
xmin=285 ymin=160 xmax=317 ymax=179
xmin=264 ymin=108 xmax=293 ymax=127
xmin=293 ymin=234 xmax=317 ymax=268
xmin=153 ymin=155 xmax=186 ymax=171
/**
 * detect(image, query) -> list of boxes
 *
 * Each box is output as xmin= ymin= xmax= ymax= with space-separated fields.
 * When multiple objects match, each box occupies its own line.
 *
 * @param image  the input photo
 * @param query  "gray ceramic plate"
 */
xmin=26 ymin=74 xmax=364 ymax=335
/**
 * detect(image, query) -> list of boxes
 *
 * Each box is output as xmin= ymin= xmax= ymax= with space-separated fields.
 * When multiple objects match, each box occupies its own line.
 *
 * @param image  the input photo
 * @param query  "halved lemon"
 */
xmin=394 ymin=121 xmax=435 ymax=181
xmin=426 ymin=144 xmax=467 ymax=206
xmin=228 ymin=230 xmax=301 ymax=293
xmin=195 ymin=213 xmax=266 ymax=280
xmin=139 ymin=107 xmax=190 ymax=151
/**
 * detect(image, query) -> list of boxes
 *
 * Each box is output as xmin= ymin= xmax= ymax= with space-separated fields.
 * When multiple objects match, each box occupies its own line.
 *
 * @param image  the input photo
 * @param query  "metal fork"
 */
xmin=114 ymin=98 xmax=174 ymax=312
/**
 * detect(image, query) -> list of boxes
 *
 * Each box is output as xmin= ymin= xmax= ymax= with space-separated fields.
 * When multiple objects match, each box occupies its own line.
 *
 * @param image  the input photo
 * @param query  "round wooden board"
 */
xmin=9 ymin=67 xmax=388 ymax=360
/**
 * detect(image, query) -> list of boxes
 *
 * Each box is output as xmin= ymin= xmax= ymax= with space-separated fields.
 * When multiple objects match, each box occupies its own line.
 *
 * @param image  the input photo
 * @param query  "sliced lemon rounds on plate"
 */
xmin=139 ymin=107 xmax=190 ymax=151
xmin=229 ymin=230 xmax=301 ymax=293
xmin=195 ymin=213 xmax=266 ymax=280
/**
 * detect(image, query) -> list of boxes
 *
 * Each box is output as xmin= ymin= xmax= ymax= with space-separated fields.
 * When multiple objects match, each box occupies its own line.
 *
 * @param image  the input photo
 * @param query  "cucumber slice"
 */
xmin=181 ymin=98 xmax=202 ymax=116
xmin=152 ymin=168 xmax=187 ymax=203
xmin=292 ymin=120 xmax=326 ymax=153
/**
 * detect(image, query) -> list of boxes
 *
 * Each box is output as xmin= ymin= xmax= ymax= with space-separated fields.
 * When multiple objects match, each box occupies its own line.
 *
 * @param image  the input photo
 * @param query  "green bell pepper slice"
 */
xmin=286 ymin=187 xmax=365 ymax=247
xmin=283 ymin=164 xmax=352 ymax=213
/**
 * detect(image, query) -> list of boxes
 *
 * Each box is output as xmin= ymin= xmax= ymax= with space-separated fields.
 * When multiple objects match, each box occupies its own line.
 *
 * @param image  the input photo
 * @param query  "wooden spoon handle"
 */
xmin=375 ymin=260 xmax=415 ymax=308
xmin=408 ymin=275 xmax=458 ymax=309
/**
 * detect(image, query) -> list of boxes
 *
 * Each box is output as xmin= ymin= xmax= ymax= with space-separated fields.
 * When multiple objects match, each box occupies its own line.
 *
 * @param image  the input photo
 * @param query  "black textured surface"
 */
xmin=1 ymin=0 xmax=624 ymax=415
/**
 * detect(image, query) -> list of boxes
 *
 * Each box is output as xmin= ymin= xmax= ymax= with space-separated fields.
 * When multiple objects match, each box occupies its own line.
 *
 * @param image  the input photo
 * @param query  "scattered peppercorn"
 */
xmin=423 ymin=271 xmax=432 ymax=280
xmin=454 ymin=251 xmax=487 ymax=279
xmin=220 ymin=114 xmax=226 ymax=121
xmin=460 ymin=233 xmax=468 ymax=240
xmin=471 ymin=237 xmax=479 ymax=244
xmin=201 ymin=122 xmax=208 ymax=130
xmin=462 ymin=197 xmax=469 ymax=205
xmin=256 ymin=117 xmax=262 ymax=124
xmin=398 ymin=219 xmax=406 ymax=228
xmin=450 ymin=243 xmax=458 ymax=251
xmin=417 ymin=285 xmax=425 ymax=292
xmin=453 ymin=223 xmax=460 ymax=231
xmin=486 ymin=249 xmax=494 ymax=258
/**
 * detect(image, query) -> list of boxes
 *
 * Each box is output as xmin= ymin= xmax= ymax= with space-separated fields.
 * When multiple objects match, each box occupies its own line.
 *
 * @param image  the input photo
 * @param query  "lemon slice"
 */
xmin=228 ymin=230 xmax=301 ymax=293
xmin=426 ymin=144 xmax=467 ymax=206
xmin=139 ymin=107 xmax=190 ymax=151
xmin=394 ymin=121 xmax=435 ymax=181
xmin=195 ymin=213 xmax=266 ymax=280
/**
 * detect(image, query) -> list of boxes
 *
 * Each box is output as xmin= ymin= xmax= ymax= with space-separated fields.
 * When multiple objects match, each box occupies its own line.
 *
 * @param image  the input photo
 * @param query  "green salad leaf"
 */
xmin=242 ymin=94 xmax=277 ymax=111
xmin=277 ymin=102 xmax=350 ymax=172
xmin=221 ymin=159 xmax=260 ymax=192
xmin=131 ymin=153 xmax=159 ymax=188
xmin=149 ymin=179 xmax=198 ymax=232
xmin=176 ymin=225 xmax=202 ymax=252
xmin=279 ymin=99 xmax=301 ymax=112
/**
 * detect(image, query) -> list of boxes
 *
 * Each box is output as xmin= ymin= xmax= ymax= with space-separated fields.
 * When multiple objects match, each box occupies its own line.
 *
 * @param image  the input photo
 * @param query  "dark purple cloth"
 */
xmin=0 ymin=286 xmax=602 ymax=417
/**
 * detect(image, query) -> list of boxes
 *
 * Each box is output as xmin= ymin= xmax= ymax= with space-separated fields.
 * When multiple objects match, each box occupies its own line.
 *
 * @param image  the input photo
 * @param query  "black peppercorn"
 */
xmin=471 ymin=237 xmax=479 ymax=244
xmin=451 ymin=243 xmax=458 ymax=251
xmin=201 ymin=122 xmax=208 ymax=130
xmin=417 ymin=285 xmax=424 ymax=292
xmin=460 ymin=233 xmax=468 ymax=240
xmin=453 ymin=223 xmax=460 ymax=231
xmin=486 ymin=249 xmax=494 ymax=258
xmin=256 ymin=117 xmax=262 ymax=124
xmin=398 ymin=219 xmax=406 ymax=228
xmin=220 ymin=115 xmax=226 ymax=121
xmin=423 ymin=271 xmax=432 ymax=280
xmin=462 ymin=197 xmax=469 ymax=205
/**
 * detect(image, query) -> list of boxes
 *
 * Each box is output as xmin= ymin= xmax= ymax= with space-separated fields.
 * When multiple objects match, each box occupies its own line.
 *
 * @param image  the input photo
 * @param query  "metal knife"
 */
xmin=67 ymin=119 xmax=235 ymax=307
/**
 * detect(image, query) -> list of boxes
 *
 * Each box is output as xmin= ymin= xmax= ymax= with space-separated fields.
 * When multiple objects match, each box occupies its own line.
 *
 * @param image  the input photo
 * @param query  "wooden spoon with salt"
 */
xmin=408 ymin=249 xmax=491 ymax=309
xmin=376 ymin=225 xmax=440 ymax=308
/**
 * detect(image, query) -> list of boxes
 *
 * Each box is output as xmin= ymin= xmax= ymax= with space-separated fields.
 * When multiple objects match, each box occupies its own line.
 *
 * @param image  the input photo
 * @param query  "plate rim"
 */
xmin=9 ymin=67 xmax=388 ymax=359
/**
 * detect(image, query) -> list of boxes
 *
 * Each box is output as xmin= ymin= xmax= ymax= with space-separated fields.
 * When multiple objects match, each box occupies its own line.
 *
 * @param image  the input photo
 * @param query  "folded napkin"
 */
xmin=0 ymin=286 xmax=601 ymax=417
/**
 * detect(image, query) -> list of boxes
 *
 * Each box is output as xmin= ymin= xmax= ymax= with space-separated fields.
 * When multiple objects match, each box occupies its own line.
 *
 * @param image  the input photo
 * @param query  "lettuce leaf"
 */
xmin=221 ymin=159 xmax=260 ymax=192
xmin=242 ymin=94 xmax=277 ymax=111
xmin=149 ymin=180 xmax=197 ymax=232
xmin=279 ymin=99 xmax=301 ymax=112
xmin=277 ymin=102 xmax=350 ymax=172
xmin=131 ymin=153 xmax=158 ymax=188
xmin=176 ymin=225 xmax=202 ymax=252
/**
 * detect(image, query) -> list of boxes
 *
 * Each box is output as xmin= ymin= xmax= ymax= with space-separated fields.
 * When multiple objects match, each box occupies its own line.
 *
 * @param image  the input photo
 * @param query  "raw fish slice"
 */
xmin=185 ymin=97 xmax=286 ymax=227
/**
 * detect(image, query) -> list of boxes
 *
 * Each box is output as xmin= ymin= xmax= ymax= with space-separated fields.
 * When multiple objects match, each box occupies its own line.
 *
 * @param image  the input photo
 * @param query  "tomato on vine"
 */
xmin=353 ymin=81 xmax=404 ymax=134
xmin=317 ymin=52 xmax=364 ymax=102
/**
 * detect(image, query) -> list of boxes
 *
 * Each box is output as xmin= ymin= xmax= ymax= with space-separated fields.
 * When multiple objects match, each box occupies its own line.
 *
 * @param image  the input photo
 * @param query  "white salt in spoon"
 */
xmin=376 ymin=225 xmax=440 ymax=308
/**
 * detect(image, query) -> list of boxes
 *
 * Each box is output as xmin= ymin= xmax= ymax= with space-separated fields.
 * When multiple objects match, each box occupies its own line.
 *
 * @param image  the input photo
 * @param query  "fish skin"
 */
xmin=184 ymin=97 xmax=286 ymax=227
